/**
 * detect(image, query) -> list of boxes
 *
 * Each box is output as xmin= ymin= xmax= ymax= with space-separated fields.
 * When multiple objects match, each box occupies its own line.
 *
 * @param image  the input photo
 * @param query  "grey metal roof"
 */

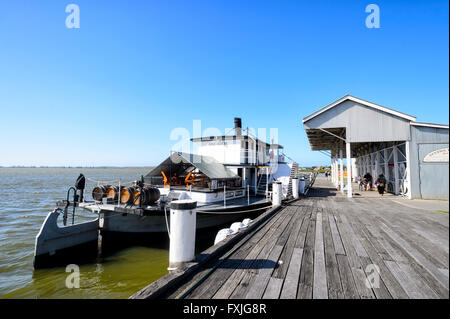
xmin=410 ymin=122 xmax=449 ymax=129
xmin=303 ymin=96 xmax=415 ymax=151
xmin=178 ymin=152 xmax=239 ymax=179
xmin=302 ymin=95 xmax=416 ymax=123
xmin=145 ymin=152 xmax=239 ymax=180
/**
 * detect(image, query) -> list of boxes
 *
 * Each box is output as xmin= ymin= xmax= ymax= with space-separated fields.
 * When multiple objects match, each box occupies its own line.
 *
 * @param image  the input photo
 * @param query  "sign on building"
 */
xmin=423 ymin=148 xmax=449 ymax=163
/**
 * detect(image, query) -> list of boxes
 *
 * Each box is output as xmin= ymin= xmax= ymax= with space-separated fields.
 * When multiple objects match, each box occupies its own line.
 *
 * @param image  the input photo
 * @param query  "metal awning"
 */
xmin=144 ymin=152 xmax=239 ymax=180
xmin=305 ymin=127 xmax=346 ymax=153
xmin=305 ymin=128 xmax=404 ymax=158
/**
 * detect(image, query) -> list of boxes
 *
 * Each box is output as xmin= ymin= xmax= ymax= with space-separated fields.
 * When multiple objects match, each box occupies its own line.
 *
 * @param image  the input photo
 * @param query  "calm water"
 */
xmin=0 ymin=167 xmax=175 ymax=299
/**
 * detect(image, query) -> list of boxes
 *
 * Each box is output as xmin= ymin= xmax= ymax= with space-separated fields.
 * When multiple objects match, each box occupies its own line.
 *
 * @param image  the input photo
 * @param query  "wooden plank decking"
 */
xmin=133 ymin=176 xmax=449 ymax=299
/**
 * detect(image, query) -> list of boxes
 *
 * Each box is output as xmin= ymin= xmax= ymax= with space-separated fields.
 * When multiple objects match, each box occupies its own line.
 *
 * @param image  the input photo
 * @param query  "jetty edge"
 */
xmin=129 ymin=201 xmax=291 ymax=299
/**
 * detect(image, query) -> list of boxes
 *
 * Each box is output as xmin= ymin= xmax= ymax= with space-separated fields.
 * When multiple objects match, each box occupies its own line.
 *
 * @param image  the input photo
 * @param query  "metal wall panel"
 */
xmin=417 ymin=143 xmax=449 ymax=200
xmin=409 ymin=125 xmax=449 ymax=199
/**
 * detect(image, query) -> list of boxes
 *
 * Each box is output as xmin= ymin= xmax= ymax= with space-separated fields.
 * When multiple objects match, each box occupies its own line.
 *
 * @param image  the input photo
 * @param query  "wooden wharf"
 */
xmin=131 ymin=176 xmax=449 ymax=299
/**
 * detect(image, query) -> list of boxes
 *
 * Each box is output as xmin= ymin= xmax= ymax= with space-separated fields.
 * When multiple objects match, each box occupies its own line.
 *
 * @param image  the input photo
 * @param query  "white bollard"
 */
xmin=292 ymin=178 xmax=299 ymax=199
xmin=272 ymin=181 xmax=282 ymax=206
xmin=168 ymin=200 xmax=197 ymax=271
xmin=299 ymin=178 xmax=306 ymax=195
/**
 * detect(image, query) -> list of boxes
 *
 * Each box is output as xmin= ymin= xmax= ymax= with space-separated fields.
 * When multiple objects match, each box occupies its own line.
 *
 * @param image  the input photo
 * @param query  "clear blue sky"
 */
xmin=0 ymin=0 xmax=448 ymax=167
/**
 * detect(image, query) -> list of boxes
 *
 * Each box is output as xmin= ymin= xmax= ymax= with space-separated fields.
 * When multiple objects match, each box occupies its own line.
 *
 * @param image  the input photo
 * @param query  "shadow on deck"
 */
xmin=131 ymin=175 xmax=449 ymax=299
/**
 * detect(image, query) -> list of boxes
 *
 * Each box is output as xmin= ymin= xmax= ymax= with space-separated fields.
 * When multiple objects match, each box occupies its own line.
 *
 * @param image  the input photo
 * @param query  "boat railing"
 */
xmin=239 ymin=149 xmax=267 ymax=166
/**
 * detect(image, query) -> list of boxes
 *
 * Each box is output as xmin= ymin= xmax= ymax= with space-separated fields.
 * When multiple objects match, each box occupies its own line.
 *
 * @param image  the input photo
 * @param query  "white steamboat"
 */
xmin=34 ymin=118 xmax=306 ymax=267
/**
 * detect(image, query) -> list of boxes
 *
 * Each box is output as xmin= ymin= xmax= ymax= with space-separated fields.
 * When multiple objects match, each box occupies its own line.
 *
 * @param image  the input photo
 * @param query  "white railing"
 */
xmin=240 ymin=149 xmax=268 ymax=165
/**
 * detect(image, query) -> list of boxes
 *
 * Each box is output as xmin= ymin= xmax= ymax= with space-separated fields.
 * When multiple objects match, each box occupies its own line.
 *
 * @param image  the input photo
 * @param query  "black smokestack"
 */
xmin=234 ymin=117 xmax=242 ymax=136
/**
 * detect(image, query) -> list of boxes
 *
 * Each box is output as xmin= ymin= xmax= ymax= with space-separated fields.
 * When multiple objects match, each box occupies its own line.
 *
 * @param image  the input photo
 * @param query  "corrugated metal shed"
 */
xmin=302 ymin=95 xmax=449 ymax=200
xmin=303 ymin=95 xmax=414 ymax=150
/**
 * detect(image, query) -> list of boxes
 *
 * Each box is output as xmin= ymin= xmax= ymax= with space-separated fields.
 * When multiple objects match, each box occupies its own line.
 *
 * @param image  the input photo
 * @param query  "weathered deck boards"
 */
xmin=132 ymin=176 xmax=449 ymax=299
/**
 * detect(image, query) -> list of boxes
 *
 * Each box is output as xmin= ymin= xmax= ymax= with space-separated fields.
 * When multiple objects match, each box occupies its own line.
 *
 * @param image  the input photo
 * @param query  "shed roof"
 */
xmin=302 ymin=95 xmax=419 ymax=153
xmin=410 ymin=122 xmax=449 ymax=129
xmin=302 ymin=95 xmax=448 ymax=159
xmin=302 ymin=94 xmax=417 ymax=123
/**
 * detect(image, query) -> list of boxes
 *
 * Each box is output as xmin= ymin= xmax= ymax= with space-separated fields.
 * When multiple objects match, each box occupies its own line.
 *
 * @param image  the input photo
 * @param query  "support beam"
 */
xmin=318 ymin=128 xmax=346 ymax=142
xmin=366 ymin=154 xmax=370 ymax=176
xmin=370 ymin=152 xmax=375 ymax=178
xmin=333 ymin=155 xmax=337 ymax=187
xmin=331 ymin=155 xmax=335 ymax=186
xmin=358 ymin=158 xmax=362 ymax=177
xmin=332 ymin=156 xmax=336 ymax=186
xmin=330 ymin=155 xmax=334 ymax=185
xmin=363 ymin=154 xmax=367 ymax=176
xmin=384 ymin=148 xmax=389 ymax=190
xmin=339 ymin=148 xmax=344 ymax=194
xmin=346 ymin=142 xmax=352 ymax=198
xmin=393 ymin=144 xmax=400 ymax=195
xmin=375 ymin=149 xmax=380 ymax=179
xmin=331 ymin=156 xmax=335 ymax=186
xmin=405 ymin=141 xmax=412 ymax=199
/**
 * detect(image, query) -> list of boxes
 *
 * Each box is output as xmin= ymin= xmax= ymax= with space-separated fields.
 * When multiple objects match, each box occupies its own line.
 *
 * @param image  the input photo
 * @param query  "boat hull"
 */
xmin=33 ymin=210 xmax=99 ymax=268
xmin=100 ymin=202 xmax=271 ymax=234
